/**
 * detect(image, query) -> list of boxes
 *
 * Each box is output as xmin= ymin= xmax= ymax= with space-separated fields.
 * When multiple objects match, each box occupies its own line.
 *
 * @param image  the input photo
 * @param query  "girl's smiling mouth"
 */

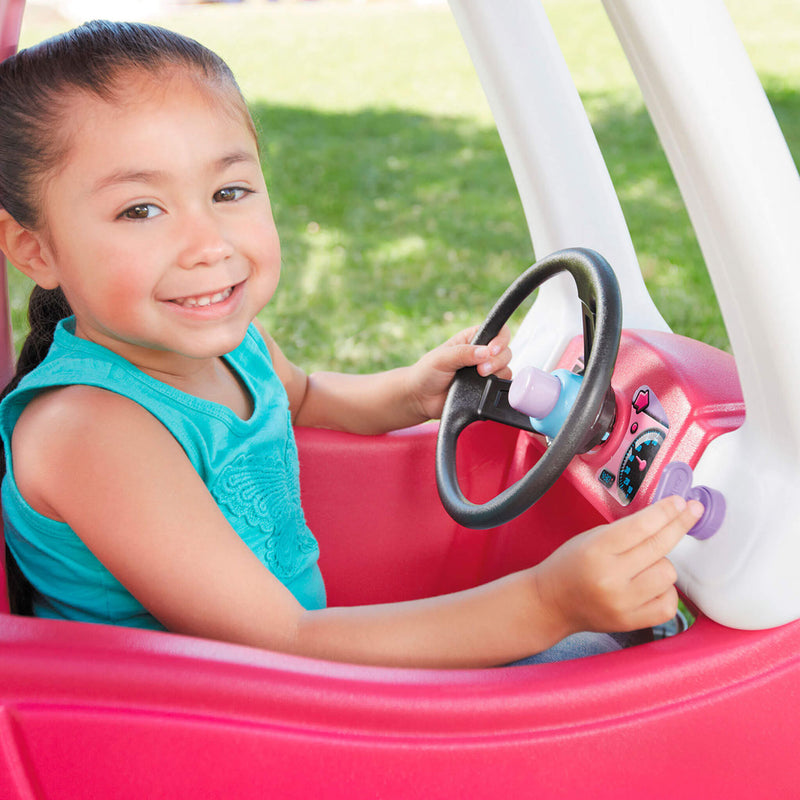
xmin=171 ymin=286 xmax=234 ymax=308
xmin=167 ymin=281 xmax=245 ymax=310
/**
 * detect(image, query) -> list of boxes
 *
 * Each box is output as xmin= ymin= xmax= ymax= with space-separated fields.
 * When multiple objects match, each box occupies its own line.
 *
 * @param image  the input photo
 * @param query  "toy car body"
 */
xmin=0 ymin=0 xmax=798 ymax=797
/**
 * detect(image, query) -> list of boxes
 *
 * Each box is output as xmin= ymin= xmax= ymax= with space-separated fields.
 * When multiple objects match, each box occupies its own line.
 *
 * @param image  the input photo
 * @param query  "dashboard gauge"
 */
xmin=618 ymin=428 xmax=666 ymax=504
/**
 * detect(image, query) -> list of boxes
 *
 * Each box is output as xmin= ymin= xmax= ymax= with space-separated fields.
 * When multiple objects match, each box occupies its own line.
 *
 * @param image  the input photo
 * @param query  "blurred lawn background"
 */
xmin=13 ymin=0 xmax=800 ymax=373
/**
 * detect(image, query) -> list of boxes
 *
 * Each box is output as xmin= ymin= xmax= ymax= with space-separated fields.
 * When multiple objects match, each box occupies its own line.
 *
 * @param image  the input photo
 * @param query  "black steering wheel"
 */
xmin=435 ymin=248 xmax=622 ymax=529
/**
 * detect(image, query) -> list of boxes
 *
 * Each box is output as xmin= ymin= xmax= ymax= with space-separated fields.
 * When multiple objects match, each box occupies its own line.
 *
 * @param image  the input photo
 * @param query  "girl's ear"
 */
xmin=0 ymin=208 xmax=60 ymax=290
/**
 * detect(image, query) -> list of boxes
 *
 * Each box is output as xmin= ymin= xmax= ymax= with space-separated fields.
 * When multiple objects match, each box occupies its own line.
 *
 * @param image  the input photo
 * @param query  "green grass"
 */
xmin=11 ymin=0 xmax=800 ymax=372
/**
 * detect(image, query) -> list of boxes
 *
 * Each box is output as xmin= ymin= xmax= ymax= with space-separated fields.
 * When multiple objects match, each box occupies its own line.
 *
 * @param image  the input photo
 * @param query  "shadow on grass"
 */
xmin=7 ymin=85 xmax=797 ymax=371
xmin=251 ymin=102 xmax=534 ymax=372
xmin=252 ymin=81 xmax=799 ymax=370
xmin=251 ymin=97 xmax=738 ymax=370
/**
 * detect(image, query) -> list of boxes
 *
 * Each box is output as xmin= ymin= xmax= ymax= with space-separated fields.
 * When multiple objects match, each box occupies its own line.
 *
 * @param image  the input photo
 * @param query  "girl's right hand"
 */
xmin=531 ymin=496 xmax=704 ymax=638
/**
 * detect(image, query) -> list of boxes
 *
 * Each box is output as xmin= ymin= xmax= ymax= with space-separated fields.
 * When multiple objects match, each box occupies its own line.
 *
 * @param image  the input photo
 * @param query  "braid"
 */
xmin=4 ymin=285 xmax=71 ymax=398
xmin=1 ymin=285 xmax=72 ymax=615
xmin=5 ymin=546 xmax=32 ymax=615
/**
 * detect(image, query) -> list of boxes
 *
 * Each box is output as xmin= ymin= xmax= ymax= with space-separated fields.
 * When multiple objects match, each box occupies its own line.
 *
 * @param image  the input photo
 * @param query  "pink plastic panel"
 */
xmin=0 ymin=0 xmax=24 ymax=62
xmin=1 ymin=582 xmax=799 ymax=799
xmin=0 ymin=263 xmax=11 ymax=612
xmin=1 ymin=4 xmax=795 ymax=792
xmin=300 ymin=421 xmax=602 ymax=608
xmin=0 ymin=0 xmax=22 ymax=613
xmin=0 ymin=330 xmax=792 ymax=800
xmin=560 ymin=329 xmax=744 ymax=519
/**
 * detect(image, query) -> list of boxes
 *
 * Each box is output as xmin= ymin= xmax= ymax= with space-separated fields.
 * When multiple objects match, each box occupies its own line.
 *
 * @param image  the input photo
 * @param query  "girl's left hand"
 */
xmin=407 ymin=324 xmax=513 ymax=422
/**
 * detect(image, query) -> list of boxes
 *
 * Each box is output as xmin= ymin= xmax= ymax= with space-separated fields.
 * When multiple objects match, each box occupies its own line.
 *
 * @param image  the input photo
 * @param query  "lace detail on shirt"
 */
xmin=212 ymin=432 xmax=318 ymax=580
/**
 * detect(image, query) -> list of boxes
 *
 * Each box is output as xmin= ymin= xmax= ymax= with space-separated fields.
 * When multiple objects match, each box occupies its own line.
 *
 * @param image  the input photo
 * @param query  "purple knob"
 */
xmin=509 ymin=366 xmax=562 ymax=419
xmin=686 ymin=484 xmax=726 ymax=541
xmin=651 ymin=461 xmax=726 ymax=540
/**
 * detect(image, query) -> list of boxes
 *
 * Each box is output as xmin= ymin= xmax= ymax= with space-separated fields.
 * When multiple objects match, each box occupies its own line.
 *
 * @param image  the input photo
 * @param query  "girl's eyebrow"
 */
xmin=91 ymin=150 xmax=260 ymax=194
xmin=92 ymin=168 xmax=166 ymax=194
xmin=216 ymin=149 xmax=260 ymax=171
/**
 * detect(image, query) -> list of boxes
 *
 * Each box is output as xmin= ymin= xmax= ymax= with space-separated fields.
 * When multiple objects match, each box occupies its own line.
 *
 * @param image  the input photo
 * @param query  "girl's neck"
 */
xmin=74 ymin=323 xmax=254 ymax=420
xmin=144 ymin=356 xmax=254 ymax=421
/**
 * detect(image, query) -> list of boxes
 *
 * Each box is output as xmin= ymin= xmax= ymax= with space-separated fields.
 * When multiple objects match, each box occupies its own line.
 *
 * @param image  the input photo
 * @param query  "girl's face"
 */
xmin=35 ymin=71 xmax=281 ymax=374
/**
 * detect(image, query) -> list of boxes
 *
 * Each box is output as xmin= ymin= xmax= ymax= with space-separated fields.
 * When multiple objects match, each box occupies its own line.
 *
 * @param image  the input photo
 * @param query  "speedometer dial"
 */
xmin=618 ymin=428 xmax=666 ymax=505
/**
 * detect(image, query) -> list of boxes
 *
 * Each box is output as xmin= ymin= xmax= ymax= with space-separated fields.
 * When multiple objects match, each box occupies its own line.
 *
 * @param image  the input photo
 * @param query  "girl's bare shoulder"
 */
xmin=10 ymin=384 xmax=176 ymax=519
xmin=13 ymin=383 xmax=166 ymax=449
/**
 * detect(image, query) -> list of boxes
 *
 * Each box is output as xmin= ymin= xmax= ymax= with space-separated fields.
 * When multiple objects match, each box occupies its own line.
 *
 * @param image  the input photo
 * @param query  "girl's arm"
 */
xmin=295 ymin=496 xmax=700 ymax=666
xmin=260 ymin=324 xmax=512 ymax=434
xmin=12 ymin=385 xmax=702 ymax=668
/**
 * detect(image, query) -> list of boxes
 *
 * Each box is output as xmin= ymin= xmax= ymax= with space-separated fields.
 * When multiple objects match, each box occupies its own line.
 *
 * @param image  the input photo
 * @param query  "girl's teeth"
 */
xmin=175 ymin=287 xmax=233 ymax=308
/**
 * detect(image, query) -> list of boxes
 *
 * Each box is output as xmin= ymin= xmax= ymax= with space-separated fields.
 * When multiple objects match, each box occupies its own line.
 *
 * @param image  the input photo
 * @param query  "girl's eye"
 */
xmin=119 ymin=203 xmax=162 ymax=221
xmin=214 ymin=186 xmax=251 ymax=203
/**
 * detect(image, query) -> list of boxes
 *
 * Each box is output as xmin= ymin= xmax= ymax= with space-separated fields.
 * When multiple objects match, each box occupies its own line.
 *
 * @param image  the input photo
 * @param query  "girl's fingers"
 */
xmin=444 ymin=325 xmax=480 ymax=348
xmin=601 ymin=496 xmax=701 ymax=553
xmin=622 ymin=497 xmax=704 ymax=575
xmin=475 ymin=344 xmax=513 ymax=377
xmin=628 ymin=586 xmax=681 ymax=630
xmin=473 ymin=326 xmax=513 ymax=377
xmin=628 ymin=556 xmax=679 ymax=606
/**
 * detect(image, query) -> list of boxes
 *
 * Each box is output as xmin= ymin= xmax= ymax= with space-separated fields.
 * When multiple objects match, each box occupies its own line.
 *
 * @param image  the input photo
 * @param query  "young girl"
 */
xmin=0 ymin=21 xmax=702 ymax=668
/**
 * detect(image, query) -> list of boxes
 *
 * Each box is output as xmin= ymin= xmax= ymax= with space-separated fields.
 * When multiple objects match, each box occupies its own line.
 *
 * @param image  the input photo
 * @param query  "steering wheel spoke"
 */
xmin=475 ymin=373 xmax=537 ymax=432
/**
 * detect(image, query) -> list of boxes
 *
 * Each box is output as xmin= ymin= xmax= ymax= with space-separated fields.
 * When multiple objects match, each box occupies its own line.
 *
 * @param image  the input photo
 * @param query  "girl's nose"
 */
xmin=177 ymin=210 xmax=235 ymax=269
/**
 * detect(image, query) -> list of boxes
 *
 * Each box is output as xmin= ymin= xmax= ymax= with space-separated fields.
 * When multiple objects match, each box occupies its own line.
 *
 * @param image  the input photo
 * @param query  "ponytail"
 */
xmin=3 ymin=285 xmax=71 ymax=398
xmin=2 ymin=285 xmax=72 ymax=615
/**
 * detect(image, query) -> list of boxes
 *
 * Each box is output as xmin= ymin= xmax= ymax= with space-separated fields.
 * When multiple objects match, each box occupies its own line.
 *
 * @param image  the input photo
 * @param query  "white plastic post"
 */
xmin=447 ymin=0 xmax=668 ymax=373
xmin=604 ymin=0 xmax=800 ymax=628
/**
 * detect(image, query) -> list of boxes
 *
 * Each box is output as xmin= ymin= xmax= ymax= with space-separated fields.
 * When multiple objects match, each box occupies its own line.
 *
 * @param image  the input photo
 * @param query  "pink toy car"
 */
xmin=0 ymin=1 xmax=798 ymax=797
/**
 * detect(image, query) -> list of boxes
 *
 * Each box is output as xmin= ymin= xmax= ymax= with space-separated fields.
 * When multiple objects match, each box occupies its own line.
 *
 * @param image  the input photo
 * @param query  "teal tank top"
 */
xmin=0 ymin=318 xmax=326 ymax=629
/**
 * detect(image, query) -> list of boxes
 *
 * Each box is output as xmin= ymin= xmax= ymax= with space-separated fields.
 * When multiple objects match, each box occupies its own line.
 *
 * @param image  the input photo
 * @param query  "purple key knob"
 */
xmin=651 ymin=462 xmax=726 ymax=540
